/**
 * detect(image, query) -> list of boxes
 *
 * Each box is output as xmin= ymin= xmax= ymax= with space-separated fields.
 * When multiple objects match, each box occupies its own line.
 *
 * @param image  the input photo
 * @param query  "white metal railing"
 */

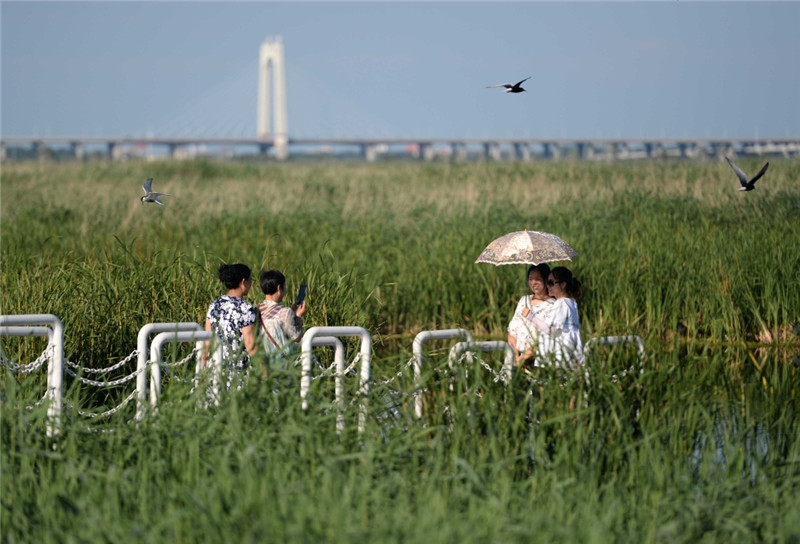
xmin=2 ymin=312 xmax=648 ymax=433
xmin=301 ymin=326 xmax=371 ymax=432
xmin=0 ymin=314 xmax=64 ymax=437
xmin=136 ymin=322 xmax=204 ymax=420
xmin=584 ymin=335 xmax=646 ymax=384
xmin=149 ymin=330 xmax=218 ymax=409
xmin=412 ymin=328 xmax=474 ymax=419
xmin=448 ymin=341 xmax=515 ymax=385
xmin=306 ymin=336 xmax=347 ymax=432
xmin=584 ymin=335 xmax=645 ymax=362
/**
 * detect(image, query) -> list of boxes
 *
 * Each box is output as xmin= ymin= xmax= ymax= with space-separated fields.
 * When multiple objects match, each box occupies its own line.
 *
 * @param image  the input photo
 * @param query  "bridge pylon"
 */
xmin=258 ymin=37 xmax=288 ymax=160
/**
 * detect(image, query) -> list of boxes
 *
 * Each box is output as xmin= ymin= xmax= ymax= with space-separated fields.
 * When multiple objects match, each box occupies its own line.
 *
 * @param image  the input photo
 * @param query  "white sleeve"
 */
xmin=546 ymin=299 xmax=570 ymax=331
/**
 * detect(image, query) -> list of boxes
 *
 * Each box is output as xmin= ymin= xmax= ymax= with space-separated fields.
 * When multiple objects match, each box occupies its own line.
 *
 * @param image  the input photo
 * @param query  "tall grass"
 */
xmin=2 ymin=343 xmax=798 ymax=542
xmin=2 ymin=158 xmax=799 ymax=542
xmin=2 ymin=159 xmax=798 ymax=359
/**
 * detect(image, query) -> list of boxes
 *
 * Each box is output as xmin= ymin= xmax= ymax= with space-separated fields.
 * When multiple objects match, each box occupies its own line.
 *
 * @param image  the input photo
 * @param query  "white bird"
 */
xmin=140 ymin=177 xmax=171 ymax=205
xmin=724 ymin=156 xmax=769 ymax=192
xmin=486 ymin=76 xmax=531 ymax=93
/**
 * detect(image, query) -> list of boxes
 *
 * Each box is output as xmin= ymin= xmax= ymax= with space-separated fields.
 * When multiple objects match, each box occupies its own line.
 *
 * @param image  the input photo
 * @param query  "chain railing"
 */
xmin=64 ymin=349 xmax=139 ymax=374
xmin=411 ymin=329 xmax=474 ymax=419
xmin=63 ymin=389 xmax=139 ymax=419
xmin=63 ymin=355 xmax=143 ymax=388
xmin=0 ymin=317 xmax=216 ymax=433
xmin=148 ymin=330 xmax=215 ymax=412
xmin=301 ymin=327 xmax=372 ymax=433
xmin=584 ymin=335 xmax=646 ymax=385
xmin=448 ymin=341 xmax=514 ymax=385
xmin=1 ymin=343 xmax=54 ymax=375
xmin=137 ymin=322 xmax=205 ymax=420
xmin=3 ymin=314 xmax=647 ymax=435
xmin=0 ymin=315 xmax=64 ymax=437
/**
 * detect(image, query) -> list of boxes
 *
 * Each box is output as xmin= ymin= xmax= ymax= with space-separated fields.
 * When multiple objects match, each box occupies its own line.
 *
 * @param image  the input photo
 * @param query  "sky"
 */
xmin=2 ymin=1 xmax=798 ymax=140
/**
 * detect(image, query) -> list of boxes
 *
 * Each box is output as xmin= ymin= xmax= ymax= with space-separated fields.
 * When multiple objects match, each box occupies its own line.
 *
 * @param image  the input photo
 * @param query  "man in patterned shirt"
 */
xmin=257 ymin=269 xmax=308 ymax=362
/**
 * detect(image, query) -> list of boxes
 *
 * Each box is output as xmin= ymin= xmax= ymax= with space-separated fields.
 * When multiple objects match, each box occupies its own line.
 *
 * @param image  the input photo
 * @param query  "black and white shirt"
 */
xmin=206 ymin=295 xmax=257 ymax=371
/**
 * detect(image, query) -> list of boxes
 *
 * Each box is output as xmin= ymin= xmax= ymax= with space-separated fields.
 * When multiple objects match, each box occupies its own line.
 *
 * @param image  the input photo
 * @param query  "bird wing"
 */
xmin=149 ymin=192 xmax=171 ymax=198
xmin=152 ymin=197 xmax=165 ymax=205
xmin=486 ymin=83 xmax=512 ymax=89
xmin=748 ymin=162 xmax=769 ymax=186
xmin=143 ymin=177 xmax=153 ymax=194
xmin=514 ymin=76 xmax=532 ymax=86
xmin=724 ymin=157 xmax=749 ymax=187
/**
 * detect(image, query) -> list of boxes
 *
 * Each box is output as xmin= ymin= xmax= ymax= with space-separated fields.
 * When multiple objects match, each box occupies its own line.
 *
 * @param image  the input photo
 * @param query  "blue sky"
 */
xmin=2 ymin=1 xmax=798 ymax=139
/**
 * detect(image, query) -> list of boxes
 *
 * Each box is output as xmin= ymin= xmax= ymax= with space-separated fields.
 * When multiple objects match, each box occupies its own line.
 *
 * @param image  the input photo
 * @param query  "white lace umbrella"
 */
xmin=475 ymin=230 xmax=578 ymax=266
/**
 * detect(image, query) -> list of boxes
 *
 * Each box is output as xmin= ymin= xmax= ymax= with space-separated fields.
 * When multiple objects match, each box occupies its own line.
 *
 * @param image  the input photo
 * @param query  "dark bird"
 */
xmin=140 ymin=177 xmax=171 ymax=205
xmin=725 ymin=156 xmax=769 ymax=192
xmin=486 ymin=76 xmax=531 ymax=93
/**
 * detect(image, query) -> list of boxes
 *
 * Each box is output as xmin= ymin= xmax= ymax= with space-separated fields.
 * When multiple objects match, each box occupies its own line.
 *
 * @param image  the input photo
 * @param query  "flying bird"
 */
xmin=486 ymin=76 xmax=531 ymax=93
xmin=140 ymin=177 xmax=171 ymax=205
xmin=725 ymin=156 xmax=769 ymax=192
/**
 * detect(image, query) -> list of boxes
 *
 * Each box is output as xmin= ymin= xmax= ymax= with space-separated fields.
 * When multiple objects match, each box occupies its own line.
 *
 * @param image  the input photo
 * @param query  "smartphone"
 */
xmin=295 ymin=284 xmax=307 ymax=306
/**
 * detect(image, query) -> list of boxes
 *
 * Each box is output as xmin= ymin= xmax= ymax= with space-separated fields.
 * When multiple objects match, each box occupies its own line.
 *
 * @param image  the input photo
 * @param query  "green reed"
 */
xmin=3 ymin=341 xmax=798 ymax=542
xmin=4 ymin=159 xmax=799 ymax=359
xmin=2 ymin=158 xmax=799 ymax=541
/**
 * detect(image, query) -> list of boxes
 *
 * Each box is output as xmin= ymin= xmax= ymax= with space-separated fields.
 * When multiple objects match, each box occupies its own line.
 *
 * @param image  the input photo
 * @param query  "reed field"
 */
xmin=2 ymin=158 xmax=799 ymax=542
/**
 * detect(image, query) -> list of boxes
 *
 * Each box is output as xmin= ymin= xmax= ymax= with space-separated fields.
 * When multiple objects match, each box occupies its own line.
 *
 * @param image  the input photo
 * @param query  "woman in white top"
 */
xmin=529 ymin=266 xmax=584 ymax=370
xmin=507 ymin=264 xmax=556 ymax=366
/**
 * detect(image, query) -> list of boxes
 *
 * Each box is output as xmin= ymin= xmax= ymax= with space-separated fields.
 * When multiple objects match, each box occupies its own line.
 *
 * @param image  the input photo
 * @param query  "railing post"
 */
xmin=0 ymin=314 xmax=64 ymax=437
xmin=307 ymin=336 xmax=346 ymax=432
xmin=136 ymin=323 xmax=203 ymax=420
xmin=301 ymin=326 xmax=371 ymax=432
xmin=411 ymin=328 xmax=474 ymax=419
xmin=149 ymin=330 xmax=215 ymax=409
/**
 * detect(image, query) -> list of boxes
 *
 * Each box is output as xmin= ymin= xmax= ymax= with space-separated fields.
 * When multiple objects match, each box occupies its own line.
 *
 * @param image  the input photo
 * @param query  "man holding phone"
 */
xmin=256 ymin=269 xmax=308 ymax=361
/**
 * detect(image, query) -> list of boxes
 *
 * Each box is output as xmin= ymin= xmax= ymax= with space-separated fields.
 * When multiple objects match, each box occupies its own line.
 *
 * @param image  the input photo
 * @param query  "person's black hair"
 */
xmin=218 ymin=263 xmax=251 ymax=290
xmin=259 ymin=269 xmax=286 ymax=295
xmin=551 ymin=266 xmax=582 ymax=299
xmin=526 ymin=263 xmax=552 ymax=284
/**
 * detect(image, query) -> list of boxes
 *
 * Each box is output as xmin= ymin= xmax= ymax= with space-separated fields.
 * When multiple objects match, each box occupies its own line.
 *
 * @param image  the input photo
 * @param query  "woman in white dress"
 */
xmin=507 ymin=264 xmax=556 ymax=366
xmin=528 ymin=266 xmax=584 ymax=370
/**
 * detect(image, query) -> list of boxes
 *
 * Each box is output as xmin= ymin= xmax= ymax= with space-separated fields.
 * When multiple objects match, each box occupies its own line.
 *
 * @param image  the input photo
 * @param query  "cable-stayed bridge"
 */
xmin=3 ymin=38 xmax=798 ymax=162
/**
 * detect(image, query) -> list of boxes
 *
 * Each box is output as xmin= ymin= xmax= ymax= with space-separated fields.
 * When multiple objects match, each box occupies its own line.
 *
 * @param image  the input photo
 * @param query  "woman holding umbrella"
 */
xmin=528 ymin=266 xmax=584 ymax=369
xmin=476 ymin=229 xmax=581 ymax=367
xmin=507 ymin=263 xmax=555 ymax=365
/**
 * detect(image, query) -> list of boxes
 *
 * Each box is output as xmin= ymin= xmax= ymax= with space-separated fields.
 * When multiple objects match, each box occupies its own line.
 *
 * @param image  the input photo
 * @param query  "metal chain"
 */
xmin=477 ymin=357 xmax=508 ymax=385
xmin=609 ymin=364 xmax=644 ymax=383
xmin=0 ymin=344 xmax=54 ymax=375
xmin=310 ymin=352 xmax=362 ymax=382
xmin=64 ymin=349 xmax=138 ymax=374
xmin=64 ymin=363 xmax=146 ymax=387
xmin=24 ymin=394 xmax=50 ymax=411
xmin=342 ymin=352 xmax=361 ymax=376
xmin=375 ymin=357 xmax=415 ymax=386
xmin=159 ymin=348 xmax=200 ymax=368
xmin=62 ymin=388 xmax=139 ymax=419
xmin=454 ymin=351 xmax=509 ymax=386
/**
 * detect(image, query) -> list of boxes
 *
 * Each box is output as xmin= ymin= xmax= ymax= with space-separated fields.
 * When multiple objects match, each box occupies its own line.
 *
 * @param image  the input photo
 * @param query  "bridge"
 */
xmin=4 ymin=39 xmax=797 ymax=163
xmin=2 ymin=135 xmax=798 ymax=163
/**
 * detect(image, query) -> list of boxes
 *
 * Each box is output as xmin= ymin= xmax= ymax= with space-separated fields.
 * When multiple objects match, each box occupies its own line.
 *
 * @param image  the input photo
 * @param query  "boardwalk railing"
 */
xmin=301 ymin=326 xmax=372 ymax=432
xmin=0 ymin=314 xmax=64 ymax=437
xmin=412 ymin=329 xmax=474 ymax=419
xmin=2 ymin=314 xmax=647 ymax=434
